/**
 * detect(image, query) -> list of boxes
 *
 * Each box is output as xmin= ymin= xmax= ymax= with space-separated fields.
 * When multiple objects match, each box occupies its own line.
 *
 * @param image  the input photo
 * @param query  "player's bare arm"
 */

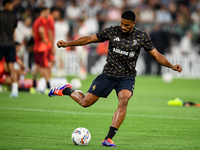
xmin=38 ymin=26 xmax=47 ymax=44
xmin=57 ymin=34 xmax=100 ymax=48
xmin=147 ymin=48 xmax=182 ymax=73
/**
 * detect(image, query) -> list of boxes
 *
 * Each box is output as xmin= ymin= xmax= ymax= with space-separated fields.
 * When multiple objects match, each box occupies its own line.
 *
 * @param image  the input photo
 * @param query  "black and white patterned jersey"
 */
xmin=96 ymin=25 xmax=155 ymax=78
xmin=0 ymin=10 xmax=18 ymax=46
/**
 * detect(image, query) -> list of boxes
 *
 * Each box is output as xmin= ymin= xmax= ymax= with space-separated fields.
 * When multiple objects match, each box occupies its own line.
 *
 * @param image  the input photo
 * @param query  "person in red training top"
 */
xmin=0 ymin=55 xmax=28 ymax=86
xmin=47 ymin=7 xmax=60 ymax=75
xmin=30 ymin=7 xmax=51 ymax=94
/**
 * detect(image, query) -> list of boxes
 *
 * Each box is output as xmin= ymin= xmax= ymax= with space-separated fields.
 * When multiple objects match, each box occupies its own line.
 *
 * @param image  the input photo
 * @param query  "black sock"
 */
xmin=33 ymin=79 xmax=36 ymax=88
xmin=105 ymin=126 xmax=118 ymax=140
xmin=47 ymin=82 xmax=50 ymax=89
xmin=62 ymin=88 xmax=75 ymax=96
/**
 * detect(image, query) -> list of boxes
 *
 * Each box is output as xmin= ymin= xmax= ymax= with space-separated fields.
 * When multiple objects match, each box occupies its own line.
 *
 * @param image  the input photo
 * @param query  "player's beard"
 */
xmin=121 ymin=28 xmax=133 ymax=35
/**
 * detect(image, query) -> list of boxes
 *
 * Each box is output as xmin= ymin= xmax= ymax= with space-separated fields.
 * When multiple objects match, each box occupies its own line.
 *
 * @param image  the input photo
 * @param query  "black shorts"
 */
xmin=0 ymin=46 xmax=16 ymax=62
xmin=88 ymin=74 xmax=135 ymax=98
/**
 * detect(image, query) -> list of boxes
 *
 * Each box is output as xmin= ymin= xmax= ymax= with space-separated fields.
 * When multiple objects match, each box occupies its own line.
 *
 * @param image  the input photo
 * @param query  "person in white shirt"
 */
xmin=54 ymin=10 xmax=70 ymax=76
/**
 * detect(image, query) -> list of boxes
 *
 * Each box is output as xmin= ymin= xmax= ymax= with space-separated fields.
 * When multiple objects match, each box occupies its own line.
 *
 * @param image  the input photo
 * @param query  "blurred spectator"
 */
xmin=65 ymin=0 xmax=81 ymax=37
xmin=83 ymin=0 xmax=100 ymax=35
xmin=47 ymin=7 xmax=60 ymax=75
xmin=179 ymin=30 xmax=197 ymax=56
xmin=176 ymin=4 xmax=193 ymax=37
xmin=14 ymin=16 xmax=32 ymax=60
xmin=54 ymin=9 xmax=70 ymax=76
xmin=139 ymin=3 xmax=154 ymax=23
xmin=144 ymin=24 xmax=170 ymax=75
xmin=196 ymin=30 xmax=200 ymax=55
xmin=97 ymin=0 xmax=110 ymax=31
xmin=155 ymin=5 xmax=172 ymax=24
xmin=73 ymin=17 xmax=90 ymax=80
xmin=30 ymin=7 xmax=51 ymax=94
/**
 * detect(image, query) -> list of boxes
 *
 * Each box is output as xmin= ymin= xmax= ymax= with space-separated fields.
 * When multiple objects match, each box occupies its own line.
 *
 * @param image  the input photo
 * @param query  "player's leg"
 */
xmin=49 ymin=74 xmax=113 ymax=107
xmin=37 ymin=51 xmax=51 ymax=94
xmin=30 ymin=63 xmax=39 ymax=94
xmin=102 ymin=77 xmax=135 ymax=147
xmin=3 ymin=75 xmax=12 ymax=85
xmin=49 ymin=85 xmax=99 ymax=107
xmin=6 ymin=46 xmax=18 ymax=97
xmin=102 ymin=89 xmax=132 ymax=147
xmin=111 ymin=89 xmax=132 ymax=128
xmin=70 ymin=91 xmax=99 ymax=107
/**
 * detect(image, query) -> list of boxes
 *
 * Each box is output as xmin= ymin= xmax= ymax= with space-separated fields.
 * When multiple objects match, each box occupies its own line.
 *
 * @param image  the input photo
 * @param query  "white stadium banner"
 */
xmin=64 ymin=51 xmax=80 ymax=75
xmin=162 ymin=54 xmax=200 ymax=78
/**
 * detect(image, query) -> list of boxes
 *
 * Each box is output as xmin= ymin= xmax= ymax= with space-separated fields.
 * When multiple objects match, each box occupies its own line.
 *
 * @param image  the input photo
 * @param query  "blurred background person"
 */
xmin=0 ymin=42 xmax=28 ymax=92
xmin=179 ymin=30 xmax=197 ymax=56
xmin=144 ymin=24 xmax=170 ymax=75
xmin=47 ymin=7 xmax=60 ymax=76
xmin=0 ymin=0 xmax=18 ymax=97
xmin=14 ymin=16 xmax=32 ymax=63
xmin=54 ymin=9 xmax=70 ymax=77
xmin=73 ymin=17 xmax=90 ymax=80
xmin=30 ymin=7 xmax=51 ymax=94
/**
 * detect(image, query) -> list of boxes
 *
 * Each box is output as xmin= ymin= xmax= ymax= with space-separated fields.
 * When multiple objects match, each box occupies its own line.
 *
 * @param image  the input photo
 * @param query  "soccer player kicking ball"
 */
xmin=48 ymin=10 xmax=182 ymax=147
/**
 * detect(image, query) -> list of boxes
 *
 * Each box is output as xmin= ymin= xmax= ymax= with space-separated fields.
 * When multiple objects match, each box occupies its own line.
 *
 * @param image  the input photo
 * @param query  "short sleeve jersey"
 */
xmin=47 ymin=15 xmax=55 ymax=35
xmin=0 ymin=10 xmax=18 ymax=46
xmin=32 ymin=17 xmax=49 ymax=52
xmin=96 ymin=26 xmax=155 ymax=78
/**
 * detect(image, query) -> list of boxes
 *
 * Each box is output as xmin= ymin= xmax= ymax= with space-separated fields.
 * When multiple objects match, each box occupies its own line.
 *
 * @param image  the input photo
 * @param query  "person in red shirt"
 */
xmin=30 ymin=7 xmax=51 ymax=94
xmin=0 ymin=55 xmax=27 ymax=86
xmin=47 ymin=7 xmax=60 ymax=75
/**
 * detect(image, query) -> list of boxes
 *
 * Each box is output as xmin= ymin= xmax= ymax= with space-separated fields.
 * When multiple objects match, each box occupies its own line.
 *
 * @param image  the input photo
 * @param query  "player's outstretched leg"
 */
xmin=48 ymin=84 xmax=99 ymax=107
xmin=48 ymin=84 xmax=73 ymax=97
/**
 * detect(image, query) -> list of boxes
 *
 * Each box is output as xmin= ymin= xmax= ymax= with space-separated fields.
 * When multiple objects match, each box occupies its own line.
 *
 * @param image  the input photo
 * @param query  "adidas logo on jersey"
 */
xmin=114 ymin=37 xmax=120 ymax=41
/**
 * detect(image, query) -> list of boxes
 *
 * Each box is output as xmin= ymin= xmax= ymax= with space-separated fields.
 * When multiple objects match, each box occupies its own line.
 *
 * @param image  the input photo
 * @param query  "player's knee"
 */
xmin=118 ymin=97 xmax=130 ymax=109
xmin=80 ymin=100 xmax=91 ymax=108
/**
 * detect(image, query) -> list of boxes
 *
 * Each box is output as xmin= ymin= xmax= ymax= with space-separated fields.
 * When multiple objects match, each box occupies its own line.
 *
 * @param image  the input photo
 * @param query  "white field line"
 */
xmin=0 ymin=107 xmax=199 ymax=120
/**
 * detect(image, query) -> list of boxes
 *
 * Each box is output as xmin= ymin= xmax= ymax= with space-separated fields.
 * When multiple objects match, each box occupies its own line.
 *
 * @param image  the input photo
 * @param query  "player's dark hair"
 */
xmin=2 ymin=0 xmax=13 ymax=7
xmin=59 ymin=9 xmax=65 ymax=19
xmin=15 ymin=41 xmax=20 ymax=46
xmin=50 ymin=6 xmax=59 ymax=13
xmin=121 ymin=10 xmax=136 ymax=21
xmin=39 ymin=7 xmax=48 ymax=13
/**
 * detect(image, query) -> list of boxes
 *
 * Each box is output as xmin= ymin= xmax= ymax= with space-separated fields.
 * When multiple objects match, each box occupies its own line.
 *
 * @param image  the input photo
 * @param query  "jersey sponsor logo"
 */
xmin=113 ymin=48 xmax=128 ymax=56
xmin=133 ymin=40 xmax=137 ymax=45
xmin=113 ymin=37 xmax=120 ymax=41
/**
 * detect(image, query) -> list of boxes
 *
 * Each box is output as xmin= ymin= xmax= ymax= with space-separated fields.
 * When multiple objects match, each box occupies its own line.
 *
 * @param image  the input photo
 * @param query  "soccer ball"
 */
xmin=71 ymin=127 xmax=91 ymax=146
xmin=162 ymin=73 xmax=173 ymax=83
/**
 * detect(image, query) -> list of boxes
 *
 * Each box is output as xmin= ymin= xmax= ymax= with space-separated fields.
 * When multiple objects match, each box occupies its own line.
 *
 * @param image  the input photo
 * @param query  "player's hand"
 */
xmin=57 ymin=40 xmax=67 ymax=48
xmin=172 ymin=64 xmax=182 ymax=73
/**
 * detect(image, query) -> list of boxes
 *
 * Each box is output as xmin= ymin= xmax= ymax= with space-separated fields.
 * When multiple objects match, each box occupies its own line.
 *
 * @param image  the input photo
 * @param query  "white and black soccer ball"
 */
xmin=71 ymin=127 xmax=91 ymax=146
xmin=162 ymin=73 xmax=173 ymax=83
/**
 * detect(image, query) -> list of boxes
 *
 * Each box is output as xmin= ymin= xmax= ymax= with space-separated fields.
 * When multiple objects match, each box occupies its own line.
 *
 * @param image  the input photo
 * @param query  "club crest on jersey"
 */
xmin=129 ymin=52 xmax=135 ymax=58
xmin=133 ymin=40 xmax=137 ymax=45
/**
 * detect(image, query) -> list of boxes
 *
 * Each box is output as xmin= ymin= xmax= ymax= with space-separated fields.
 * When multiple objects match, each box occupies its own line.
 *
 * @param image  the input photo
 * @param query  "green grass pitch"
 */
xmin=0 ymin=75 xmax=200 ymax=150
